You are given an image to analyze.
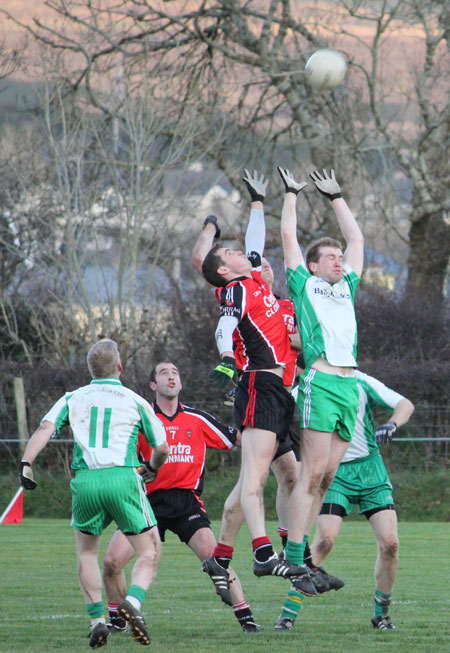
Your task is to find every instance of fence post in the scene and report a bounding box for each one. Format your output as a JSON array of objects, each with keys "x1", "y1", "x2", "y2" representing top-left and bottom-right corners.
[{"x1": 13, "y1": 377, "x2": 30, "y2": 458}]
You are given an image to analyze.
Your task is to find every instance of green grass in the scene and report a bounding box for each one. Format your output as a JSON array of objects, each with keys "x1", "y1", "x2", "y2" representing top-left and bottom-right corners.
[
  {"x1": 2, "y1": 465, "x2": 449, "y2": 521},
  {"x1": 1, "y1": 520, "x2": 449, "y2": 652}
]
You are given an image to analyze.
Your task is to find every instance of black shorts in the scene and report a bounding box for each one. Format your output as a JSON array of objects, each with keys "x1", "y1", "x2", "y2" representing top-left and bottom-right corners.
[
  {"x1": 272, "y1": 421, "x2": 301, "y2": 462},
  {"x1": 234, "y1": 370, "x2": 295, "y2": 441},
  {"x1": 148, "y1": 489, "x2": 210, "y2": 544}
]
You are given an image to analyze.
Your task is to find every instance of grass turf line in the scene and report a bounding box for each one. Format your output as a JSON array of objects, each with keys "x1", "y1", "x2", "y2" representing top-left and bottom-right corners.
[{"x1": 0, "y1": 519, "x2": 449, "y2": 652}]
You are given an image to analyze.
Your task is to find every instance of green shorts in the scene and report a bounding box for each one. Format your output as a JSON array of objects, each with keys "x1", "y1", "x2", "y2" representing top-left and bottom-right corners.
[
  {"x1": 323, "y1": 450, "x2": 394, "y2": 516},
  {"x1": 70, "y1": 467, "x2": 157, "y2": 536},
  {"x1": 297, "y1": 368, "x2": 359, "y2": 441}
]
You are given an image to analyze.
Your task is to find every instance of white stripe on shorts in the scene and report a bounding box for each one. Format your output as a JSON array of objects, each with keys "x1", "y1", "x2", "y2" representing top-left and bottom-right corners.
[
  {"x1": 302, "y1": 368, "x2": 316, "y2": 428},
  {"x1": 134, "y1": 468, "x2": 155, "y2": 527}
]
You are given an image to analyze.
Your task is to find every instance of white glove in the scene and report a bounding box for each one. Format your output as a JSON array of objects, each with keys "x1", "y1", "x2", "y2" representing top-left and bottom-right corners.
[
  {"x1": 277, "y1": 167, "x2": 308, "y2": 195},
  {"x1": 138, "y1": 461, "x2": 158, "y2": 483},
  {"x1": 242, "y1": 169, "x2": 268, "y2": 202},
  {"x1": 309, "y1": 169, "x2": 342, "y2": 200}
]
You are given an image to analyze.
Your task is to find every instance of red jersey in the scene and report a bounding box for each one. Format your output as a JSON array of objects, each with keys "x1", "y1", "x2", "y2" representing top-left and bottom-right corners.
[
  {"x1": 216, "y1": 270, "x2": 293, "y2": 374},
  {"x1": 232, "y1": 296, "x2": 297, "y2": 386},
  {"x1": 138, "y1": 402, "x2": 236, "y2": 495}
]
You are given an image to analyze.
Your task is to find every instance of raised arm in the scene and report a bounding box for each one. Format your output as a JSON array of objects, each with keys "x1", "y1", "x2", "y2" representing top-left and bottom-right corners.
[
  {"x1": 192, "y1": 215, "x2": 221, "y2": 273},
  {"x1": 242, "y1": 168, "x2": 268, "y2": 258},
  {"x1": 278, "y1": 167, "x2": 308, "y2": 271},
  {"x1": 310, "y1": 169, "x2": 364, "y2": 277}
]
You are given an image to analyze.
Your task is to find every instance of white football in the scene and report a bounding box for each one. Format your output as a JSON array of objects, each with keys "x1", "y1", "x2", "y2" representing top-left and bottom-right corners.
[{"x1": 305, "y1": 49, "x2": 347, "y2": 90}]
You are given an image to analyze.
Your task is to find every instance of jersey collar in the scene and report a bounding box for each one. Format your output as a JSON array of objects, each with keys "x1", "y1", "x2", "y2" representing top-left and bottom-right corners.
[
  {"x1": 153, "y1": 400, "x2": 184, "y2": 421},
  {"x1": 90, "y1": 377, "x2": 123, "y2": 386}
]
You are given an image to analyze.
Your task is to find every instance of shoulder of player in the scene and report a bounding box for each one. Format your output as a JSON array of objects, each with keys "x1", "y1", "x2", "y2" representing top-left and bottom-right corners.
[{"x1": 179, "y1": 404, "x2": 220, "y2": 422}]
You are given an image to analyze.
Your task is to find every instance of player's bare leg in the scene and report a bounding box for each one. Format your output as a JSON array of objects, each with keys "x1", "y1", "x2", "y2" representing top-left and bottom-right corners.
[
  {"x1": 116, "y1": 527, "x2": 161, "y2": 645},
  {"x1": 75, "y1": 530, "x2": 109, "y2": 648},
  {"x1": 271, "y1": 451, "x2": 298, "y2": 536},
  {"x1": 310, "y1": 514, "x2": 343, "y2": 565},
  {"x1": 240, "y1": 426, "x2": 277, "y2": 539},
  {"x1": 219, "y1": 468, "x2": 245, "y2": 546},
  {"x1": 102, "y1": 529, "x2": 135, "y2": 633},
  {"x1": 369, "y1": 509, "x2": 399, "y2": 630},
  {"x1": 189, "y1": 527, "x2": 260, "y2": 632}
]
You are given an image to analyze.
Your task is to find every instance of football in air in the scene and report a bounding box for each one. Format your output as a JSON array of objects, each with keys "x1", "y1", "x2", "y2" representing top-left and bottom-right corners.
[{"x1": 305, "y1": 49, "x2": 347, "y2": 90}]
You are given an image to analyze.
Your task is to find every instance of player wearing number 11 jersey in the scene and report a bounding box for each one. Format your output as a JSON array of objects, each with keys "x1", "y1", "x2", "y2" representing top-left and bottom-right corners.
[{"x1": 18, "y1": 339, "x2": 169, "y2": 648}]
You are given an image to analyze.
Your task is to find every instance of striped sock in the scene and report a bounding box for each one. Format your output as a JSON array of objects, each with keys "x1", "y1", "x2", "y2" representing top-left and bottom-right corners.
[
  {"x1": 252, "y1": 536, "x2": 273, "y2": 562},
  {"x1": 285, "y1": 539, "x2": 304, "y2": 566},
  {"x1": 126, "y1": 585, "x2": 146, "y2": 610},
  {"x1": 233, "y1": 600, "x2": 255, "y2": 629},
  {"x1": 374, "y1": 590, "x2": 391, "y2": 617},
  {"x1": 280, "y1": 589, "x2": 304, "y2": 621}
]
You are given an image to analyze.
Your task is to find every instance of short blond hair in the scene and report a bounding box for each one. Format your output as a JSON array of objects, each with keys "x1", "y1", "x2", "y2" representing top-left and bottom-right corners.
[{"x1": 87, "y1": 339, "x2": 120, "y2": 378}]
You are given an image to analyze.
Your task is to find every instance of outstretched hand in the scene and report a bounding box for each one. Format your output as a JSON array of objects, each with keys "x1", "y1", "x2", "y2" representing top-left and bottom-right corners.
[
  {"x1": 310, "y1": 169, "x2": 342, "y2": 200},
  {"x1": 277, "y1": 167, "x2": 308, "y2": 195},
  {"x1": 242, "y1": 169, "x2": 268, "y2": 202}
]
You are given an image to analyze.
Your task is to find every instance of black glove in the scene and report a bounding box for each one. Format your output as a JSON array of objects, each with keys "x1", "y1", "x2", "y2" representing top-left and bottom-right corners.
[
  {"x1": 277, "y1": 167, "x2": 308, "y2": 195},
  {"x1": 19, "y1": 461, "x2": 37, "y2": 490},
  {"x1": 138, "y1": 461, "x2": 158, "y2": 483},
  {"x1": 375, "y1": 421, "x2": 397, "y2": 446},
  {"x1": 209, "y1": 356, "x2": 238, "y2": 389},
  {"x1": 203, "y1": 215, "x2": 221, "y2": 239},
  {"x1": 242, "y1": 169, "x2": 268, "y2": 202},
  {"x1": 309, "y1": 169, "x2": 342, "y2": 200}
]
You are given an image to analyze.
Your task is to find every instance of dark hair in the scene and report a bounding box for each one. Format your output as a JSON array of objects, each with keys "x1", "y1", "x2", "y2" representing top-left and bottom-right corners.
[
  {"x1": 149, "y1": 361, "x2": 179, "y2": 385},
  {"x1": 201, "y1": 243, "x2": 227, "y2": 287},
  {"x1": 305, "y1": 237, "x2": 343, "y2": 273},
  {"x1": 149, "y1": 363, "x2": 159, "y2": 384}
]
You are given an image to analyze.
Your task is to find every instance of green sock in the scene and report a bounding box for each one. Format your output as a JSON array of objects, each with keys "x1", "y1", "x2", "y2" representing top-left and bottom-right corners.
[
  {"x1": 86, "y1": 601, "x2": 104, "y2": 619},
  {"x1": 285, "y1": 539, "x2": 305, "y2": 566},
  {"x1": 280, "y1": 589, "x2": 304, "y2": 621},
  {"x1": 127, "y1": 584, "x2": 147, "y2": 605},
  {"x1": 374, "y1": 590, "x2": 391, "y2": 617}
]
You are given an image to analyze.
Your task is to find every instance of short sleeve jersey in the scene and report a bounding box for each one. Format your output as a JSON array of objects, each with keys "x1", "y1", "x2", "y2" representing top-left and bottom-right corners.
[
  {"x1": 342, "y1": 371, "x2": 404, "y2": 462},
  {"x1": 286, "y1": 262, "x2": 360, "y2": 368},
  {"x1": 42, "y1": 377, "x2": 167, "y2": 471},
  {"x1": 216, "y1": 270, "x2": 293, "y2": 372},
  {"x1": 138, "y1": 403, "x2": 236, "y2": 494}
]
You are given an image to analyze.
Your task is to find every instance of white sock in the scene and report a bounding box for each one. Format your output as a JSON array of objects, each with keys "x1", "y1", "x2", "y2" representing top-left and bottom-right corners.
[
  {"x1": 91, "y1": 617, "x2": 106, "y2": 629},
  {"x1": 125, "y1": 595, "x2": 141, "y2": 610}
]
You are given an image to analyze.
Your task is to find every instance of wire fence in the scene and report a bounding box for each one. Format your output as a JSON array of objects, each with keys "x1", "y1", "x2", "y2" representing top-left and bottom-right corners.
[{"x1": 1, "y1": 402, "x2": 449, "y2": 474}]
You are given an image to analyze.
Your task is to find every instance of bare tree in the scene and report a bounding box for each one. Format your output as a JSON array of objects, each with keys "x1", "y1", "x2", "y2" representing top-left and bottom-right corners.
[{"x1": 3, "y1": 0, "x2": 448, "y2": 305}]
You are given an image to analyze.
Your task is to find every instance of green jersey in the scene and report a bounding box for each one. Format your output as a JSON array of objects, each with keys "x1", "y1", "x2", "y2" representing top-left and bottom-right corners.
[
  {"x1": 286, "y1": 262, "x2": 360, "y2": 369},
  {"x1": 342, "y1": 371, "x2": 404, "y2": 462},
  {"x1": 43, "y1": 377, "x2": 166, "y2": 471}
]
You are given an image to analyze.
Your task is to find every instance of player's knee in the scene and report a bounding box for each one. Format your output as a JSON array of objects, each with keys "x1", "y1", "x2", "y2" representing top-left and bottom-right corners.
[
  {"x1": 315, "y1": 534, "x2": 335, "y2": 558},
  {"x1": 307, "y1": 470, "x2": 324, "y2": 495},
  {"x1": 279, "y1": 471, "x2": 296, "y2": 494},
  {"x1": 103, "y1": 552, "x2": 122, "y2": 578},
  {"x1": 319, "y1": 470, "x2": 335, "y2": 494},
  {"x1": 380, "y1": 537, "x2": 399, "y2": 559}
]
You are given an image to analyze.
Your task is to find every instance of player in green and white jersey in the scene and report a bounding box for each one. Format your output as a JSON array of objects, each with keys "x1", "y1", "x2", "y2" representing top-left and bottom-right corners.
[
  {"x1": 310, "y1": 372, "x2": 414, "y2": 630},
  {"x1": 19, "y1": 339, "x2": 169, "y2": 649},
  {"x1": 276, "y1": 166, "x2": 364, "y2": 587}
]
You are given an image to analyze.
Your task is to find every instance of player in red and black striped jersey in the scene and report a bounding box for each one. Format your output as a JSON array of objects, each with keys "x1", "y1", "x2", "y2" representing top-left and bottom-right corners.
[
  {"x1": 102, "y1": 361, "x2": 260, "y2": 633},
  {"x1": 194, "y1": 170, "x2": 315, "y2": 596}
]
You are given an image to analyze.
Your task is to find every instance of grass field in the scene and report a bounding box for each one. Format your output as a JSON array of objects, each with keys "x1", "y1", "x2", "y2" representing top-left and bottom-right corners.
[{"x1": 1, "y1": 519, "x2": 449, "y2": 652}]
